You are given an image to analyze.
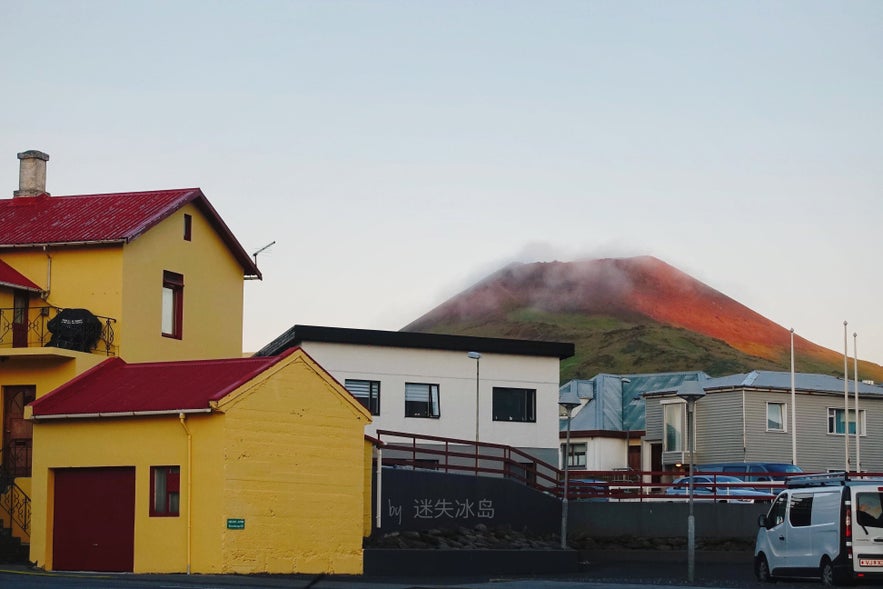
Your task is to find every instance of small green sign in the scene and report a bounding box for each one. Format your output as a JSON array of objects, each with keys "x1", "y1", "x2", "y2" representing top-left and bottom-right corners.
[{"x1": 227, "y1": 518, "x2": 245, "y2": 530}]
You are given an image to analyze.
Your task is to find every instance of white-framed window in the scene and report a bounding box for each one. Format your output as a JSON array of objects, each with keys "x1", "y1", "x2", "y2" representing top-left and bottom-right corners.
[
  {"x1": 561, "y1": 442, "x2": 587, "y2": 468},
  {"x1": 344, "y1": 379, "x2": 380, "y2": 415},
  {"x1": 827, "y1": 407, "x2": 866, "y2": 436},
  {"x1": 405, "y1": 383, "x2": 440, "y2": 418},
  {"x1": 767, "y1": 402, "x2": 786, "y2": 432},
  {"x1": 663, "y1": 401, "x2": 685, "y2": 452},
  {"x1": 492, "y1": 387, "x2": 536, "y2": 422}
]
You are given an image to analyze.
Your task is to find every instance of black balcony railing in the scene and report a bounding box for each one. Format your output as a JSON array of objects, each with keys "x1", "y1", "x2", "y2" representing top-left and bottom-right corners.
[{"x1": 0, "y1": 305, "x2": 116, "y2": 356}]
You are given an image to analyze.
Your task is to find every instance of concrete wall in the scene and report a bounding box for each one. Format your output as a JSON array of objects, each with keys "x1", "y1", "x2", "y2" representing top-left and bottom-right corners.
[
  {"x1": 569, "y1": 501, "x2": 767, "y2": 540},
  {"x1": 377, "y1": 468, "x2": 561, "y2": 535}
]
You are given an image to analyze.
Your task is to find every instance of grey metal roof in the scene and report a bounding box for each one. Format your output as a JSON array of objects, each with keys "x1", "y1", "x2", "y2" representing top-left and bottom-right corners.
[
  {"x1": 645, "y1": 370, "x2": 883, "y2": 397},
  {"x1": 560, "y1": 371, "x2": 708, "y2": 433}
]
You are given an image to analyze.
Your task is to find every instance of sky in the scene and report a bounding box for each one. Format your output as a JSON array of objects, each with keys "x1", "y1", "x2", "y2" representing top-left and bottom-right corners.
[{"x1": 1, "y1": 1, "x2": 881, "y2": 364}]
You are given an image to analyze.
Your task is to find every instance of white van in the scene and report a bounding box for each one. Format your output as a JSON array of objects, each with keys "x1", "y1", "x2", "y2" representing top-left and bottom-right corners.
[{"x1": 755, "y1": 472, "x2": 883, "y2": 586}]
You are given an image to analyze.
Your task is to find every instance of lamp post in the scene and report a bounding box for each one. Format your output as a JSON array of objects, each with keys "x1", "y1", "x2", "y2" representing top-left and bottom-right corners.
[
  {"x1": 676, "y1": 379, "x2": 706, "y2": 583},
  {"x1": 559, "y1": 395, "x2": 580, "y2": 550},
  {"x1": 467, "y1": 351, "x2": 481, "y2": 471}
]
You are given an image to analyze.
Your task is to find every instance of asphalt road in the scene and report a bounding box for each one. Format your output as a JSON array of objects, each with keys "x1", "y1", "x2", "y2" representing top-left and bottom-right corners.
[{"x1": 0, "y1": 557, "x2": 831, "y2": 589}]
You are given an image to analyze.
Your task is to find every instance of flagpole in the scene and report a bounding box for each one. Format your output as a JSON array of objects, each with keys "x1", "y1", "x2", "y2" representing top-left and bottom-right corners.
[
  {"x1": 854, "y1": 332, "x2": 860, "y2": 473},
  {"x1": 843, "y1": 321, "x2": 850, "y2": 472},
  {"x1": 791, "y1": 327, "x2": 797, "y2": 466}
]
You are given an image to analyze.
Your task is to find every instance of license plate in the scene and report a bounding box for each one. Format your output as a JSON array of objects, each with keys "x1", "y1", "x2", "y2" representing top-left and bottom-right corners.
[{"x1": 860, "y1": 559, "x2": 883, "y2": 567}]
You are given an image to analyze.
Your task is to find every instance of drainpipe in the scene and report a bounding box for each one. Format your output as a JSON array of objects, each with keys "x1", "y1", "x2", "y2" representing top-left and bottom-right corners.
[
  {"x1": 42, "y1": 246, "x2": 52, "y2": 300},
  {"x1": 179, "y1": 413, "x2": 193, "y2": 575},
  {"x1": 375, "y1": 445, "x2": 382, "y2": 530}
]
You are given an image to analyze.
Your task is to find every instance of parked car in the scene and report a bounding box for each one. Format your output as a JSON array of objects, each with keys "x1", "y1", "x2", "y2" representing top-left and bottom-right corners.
[
  {"x1": 755, "y1": 472, "x2": 883, "y2": 585},
  {"x1": 568, "y1": 478, "x2": 610, "y2": 501},
  {"x1": 697, "y1": 462, "x2": 803, "y2": 485},
  {"x1": 665, "y1": 475, "x2": 772, "y2": 503}
]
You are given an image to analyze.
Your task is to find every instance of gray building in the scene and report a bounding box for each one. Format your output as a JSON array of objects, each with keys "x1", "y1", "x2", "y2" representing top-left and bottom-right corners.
[
  {"x1": 643, "y1": 370, "x2": 883, "y2": 473},
  {"x1": 559, "y1": 371, "x2": 706, "y2": 471}
]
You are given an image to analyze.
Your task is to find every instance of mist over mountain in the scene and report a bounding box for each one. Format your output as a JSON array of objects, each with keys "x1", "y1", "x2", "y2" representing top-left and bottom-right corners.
[{"x1": 404, "y1": 256, "x2": 883, "y2": 383}]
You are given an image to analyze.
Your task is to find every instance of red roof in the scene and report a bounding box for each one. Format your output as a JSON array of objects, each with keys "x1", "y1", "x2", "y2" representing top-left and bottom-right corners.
[
  {"x1": 0, "y1": 259, "x2": 41, "y2": 291},
  {"x1": 0, "y1": 189, "x2": 260, "y2": 278},
  {"x1": 30, "y1": 353, "x2": 292, "y2": 417}
]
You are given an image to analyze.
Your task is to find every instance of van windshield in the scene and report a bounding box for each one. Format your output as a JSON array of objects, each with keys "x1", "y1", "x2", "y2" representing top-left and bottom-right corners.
[{"x1": 856, "y1": 492, "x2": 883, "y2": 529}]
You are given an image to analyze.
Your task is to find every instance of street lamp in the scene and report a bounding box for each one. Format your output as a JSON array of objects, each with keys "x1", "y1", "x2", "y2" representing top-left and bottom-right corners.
[
  {"x1": 467, "y1": 351, "x2": 481, "y2": 471},
  {"x1": 676, "y1": 379, "x2": 706, "y2": 583},
  {"x1": 559, "y1": 393, "x2": 580, "y2": 550}
]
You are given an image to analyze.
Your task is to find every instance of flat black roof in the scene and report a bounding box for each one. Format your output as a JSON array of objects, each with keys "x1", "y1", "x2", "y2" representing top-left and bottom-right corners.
[{"x1": 254, "y1": 324, "x2": 574, "y2": 359}]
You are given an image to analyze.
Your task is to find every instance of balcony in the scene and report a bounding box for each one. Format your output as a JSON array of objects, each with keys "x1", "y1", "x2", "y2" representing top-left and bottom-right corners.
[{"x1": 0, "y1": 305, "x2": 117, "y2": 356}]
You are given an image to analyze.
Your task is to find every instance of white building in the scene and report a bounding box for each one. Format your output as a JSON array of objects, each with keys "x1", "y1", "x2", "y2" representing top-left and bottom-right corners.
[{"x1": 256, "y1": 325, "x2": 574, "y2": 466}]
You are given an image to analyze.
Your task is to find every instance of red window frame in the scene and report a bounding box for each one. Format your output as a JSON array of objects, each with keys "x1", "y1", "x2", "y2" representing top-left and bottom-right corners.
[
  {"x1": 183, "y1": 214, "x2": 192, "y2": 241},
  {"x1": 162, "y1": 271, "x2": 184, "y2": 339},
  {"x1": 149, "y1": 465, "x2": 180, "y2": 517}
]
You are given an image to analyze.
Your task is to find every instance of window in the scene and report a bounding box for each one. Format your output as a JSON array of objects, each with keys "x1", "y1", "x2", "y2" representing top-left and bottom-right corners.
[
  {"x1": 561, "y1": 442, "x2": 587, "y2": 468},
  {"x1": 767, "y1": 402, "x2": 786, "y2": 432},
  {"x1": 183, "y1": 214, "x2": 192, "y2": 241},
  {"x1": 345, "y1": 379, "x2": 380, "y2": 415},
  {"x1": 150, "y1": 466, "x2": 180, "y2": 517},
  {"x1": 857, "y1": 492, "x2": 883, "y2": 529},
  {"x1": 162, "y1": 271, "x2": 184, "y2": 339},
  {"x1": 827, "y1": 407, "x2": 866, "y2": 435},
  {"x1": 405, "y1": 383, "x2": 440, "y2": 418},
  {"x1": 492, "y1": 387, "x2": 536, "y2": 422},
  {"x1": 789, "y1": 494, "x2": 813, "y2": 527},
  {"x1": 663, "y1": 402, "x2": 685, "y2": 452}
]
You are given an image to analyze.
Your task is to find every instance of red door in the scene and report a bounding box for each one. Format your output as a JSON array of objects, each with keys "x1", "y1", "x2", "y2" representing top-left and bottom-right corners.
[
  {"x1": 2, "y1": 386, "x2": 35, "y2": 477},
  {"x1": 53, "y1": 467, "x2": 135, "y2": 572}
]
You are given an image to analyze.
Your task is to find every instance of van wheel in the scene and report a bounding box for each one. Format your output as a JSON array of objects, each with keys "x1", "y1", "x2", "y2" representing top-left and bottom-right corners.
[
  {"x1": 820, "y1": 556, "x2": 844, "y2": 587},
  {"x1": 755, "y1": 553, "x2": 774, "y2": 583}
]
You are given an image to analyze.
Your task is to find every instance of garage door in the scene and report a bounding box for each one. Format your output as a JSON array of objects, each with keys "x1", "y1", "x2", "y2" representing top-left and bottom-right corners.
[{"x1": 53, "y1": 467, "x2": 135, "y2": 572}]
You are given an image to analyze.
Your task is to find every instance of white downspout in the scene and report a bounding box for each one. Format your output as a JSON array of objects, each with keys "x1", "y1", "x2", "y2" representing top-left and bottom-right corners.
[
  {"x1": 375, "y1": 445, "x2": 382, "y2": 530},
  {"x1": 742, "y1": 390, "x2": 747, "y2": 460},
  {"x1": 179, "y1": 413, "x2": 193, "y2": 575}
]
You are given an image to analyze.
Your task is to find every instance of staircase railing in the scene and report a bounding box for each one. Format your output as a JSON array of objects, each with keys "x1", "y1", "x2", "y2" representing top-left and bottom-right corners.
[
  {"x1": 0, "y1": 446, "x2": 31, "y2": 539},
  {"x1": 374, "y1": 430, "x2": 563, "y2": 495}
]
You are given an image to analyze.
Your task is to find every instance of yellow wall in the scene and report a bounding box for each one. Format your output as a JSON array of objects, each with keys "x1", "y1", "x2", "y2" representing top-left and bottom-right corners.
[
  {"x1": 120, "y1": 203, "x2": 245, "y2": 362},
  {"x1": 29, "y1": 350, "x2": 371, "y2": 575},
  {"x1": 0, "y1": 202, "x2": 246, "y2": 362},
  {"x1": 216, "y1": 352, "x2": 371, "y2": 575}
]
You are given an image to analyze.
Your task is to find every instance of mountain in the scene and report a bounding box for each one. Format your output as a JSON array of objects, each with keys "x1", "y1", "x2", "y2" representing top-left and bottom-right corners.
[{"x1": 403, "y1": 256, "x2": 883, "y2": 383}]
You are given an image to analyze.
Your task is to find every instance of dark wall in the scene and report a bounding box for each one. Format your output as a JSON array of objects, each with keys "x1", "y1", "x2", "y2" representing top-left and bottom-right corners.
[
  {"x1": 375, "y1": 469, "x2": 768, "y2": 541},
  {"x1": 569, "y1": 501, "x2": 768, "y2": 539},
  {"x1": 377, "y1": 468, "x2": 561, "y2": 535}
]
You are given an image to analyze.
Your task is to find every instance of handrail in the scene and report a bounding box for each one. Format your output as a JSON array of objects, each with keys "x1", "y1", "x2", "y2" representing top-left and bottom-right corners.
[
  {"x1": 375, "y1": 429, "x2": 563, "y2": 494},
  {"x1": 0, "y1": 446, "x2": 31, "y2": 539},
  {"x1": 0, "y1": 305, "x2": 116, "y2": 356},
  {"x1": 372, "y1": 430, "x2": 852, "y2": 503}
]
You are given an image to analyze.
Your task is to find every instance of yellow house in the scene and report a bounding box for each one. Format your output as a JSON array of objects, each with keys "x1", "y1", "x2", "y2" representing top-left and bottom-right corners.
[
  {"x1": 0, "y1": 150, "x2": 261, "y2": 549},
  {"x1": 27, "y1": 347, "x2": 372, "y2": 574}
]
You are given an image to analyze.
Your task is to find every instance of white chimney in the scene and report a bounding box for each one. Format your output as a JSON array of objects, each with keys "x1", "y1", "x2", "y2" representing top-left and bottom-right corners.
[{"x1": 14, "y1": 150, "x2": 50, "y2": 197}]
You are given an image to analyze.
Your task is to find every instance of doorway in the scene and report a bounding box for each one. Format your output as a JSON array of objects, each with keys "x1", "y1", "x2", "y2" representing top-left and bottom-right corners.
[{"x1": 2, "y1": 386, "x2": 36, "y2": 477}]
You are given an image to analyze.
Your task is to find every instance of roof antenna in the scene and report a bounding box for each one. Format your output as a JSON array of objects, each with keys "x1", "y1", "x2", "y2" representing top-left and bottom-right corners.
[{"x1": 252, "y1": 241, "x2": 276, "y2": 268}]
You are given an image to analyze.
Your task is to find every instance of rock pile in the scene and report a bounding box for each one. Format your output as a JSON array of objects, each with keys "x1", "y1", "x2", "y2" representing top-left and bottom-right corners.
[{"x1": 366, "y1": 525, "x2": 755, "y2": 552}]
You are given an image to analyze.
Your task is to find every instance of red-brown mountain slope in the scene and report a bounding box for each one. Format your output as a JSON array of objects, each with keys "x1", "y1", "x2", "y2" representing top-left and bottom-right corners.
[{"x1": 405, "y1": 256, "x2": 883, "y2": 380}]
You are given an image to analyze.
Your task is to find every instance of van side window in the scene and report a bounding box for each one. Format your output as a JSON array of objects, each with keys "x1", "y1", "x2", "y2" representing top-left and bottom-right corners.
[
  {"x1": 768, "y1": 495, "x2": 787, "y2": 527},
  {"x1": 856, "y1": 492, "x2": 883, "y2": 529},
  {"x1": 790, "y1": 494, "x2": 813, "y2": 527}
]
